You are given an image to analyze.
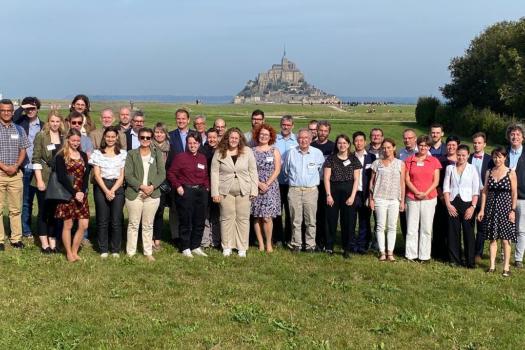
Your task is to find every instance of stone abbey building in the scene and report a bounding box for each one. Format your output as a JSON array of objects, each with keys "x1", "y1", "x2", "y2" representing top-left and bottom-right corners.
[{"x1": 234, "y1": 53, "x2": 340, "y2": 104}]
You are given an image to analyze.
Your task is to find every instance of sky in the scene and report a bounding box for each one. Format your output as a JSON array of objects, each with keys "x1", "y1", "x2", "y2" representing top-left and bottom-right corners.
[{"x1": 1, "y1": 0, "x2": 524, "y2": 99}]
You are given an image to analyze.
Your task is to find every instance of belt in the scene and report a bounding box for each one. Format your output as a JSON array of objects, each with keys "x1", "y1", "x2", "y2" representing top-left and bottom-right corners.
[
  {"x1": 290, "y1": 186, "x2": 316, "y2": 191},
  {"x1": 184, "y1": 184, "x2": 205, "y2": 190}
]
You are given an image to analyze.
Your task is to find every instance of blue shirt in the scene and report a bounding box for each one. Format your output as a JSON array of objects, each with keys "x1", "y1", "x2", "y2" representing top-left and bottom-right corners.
[
  {"x1": 276, "y1": 132, "x2": 298, "y2": 184},
  {"x1": 81, "y1": 135, "x2": 94, "y2": 155},
  {"x1": 430, "y1": 142, "x2": 446, "y2": 157},
  {"x1": 398, "y1": 146, "x2": 418, "y2": 161},
  {"x1": 283, "y1": 145, "x2": 325, "y2": 187},
  {"x1": 509, "y1": 146, "x2": 522, "y2": 170},
  {"x1": 25, "y1": 118, "x2": 41, "y2": 170},
  {"x1": 180, "y1": 130, "x2": 188, "y2": 151}
]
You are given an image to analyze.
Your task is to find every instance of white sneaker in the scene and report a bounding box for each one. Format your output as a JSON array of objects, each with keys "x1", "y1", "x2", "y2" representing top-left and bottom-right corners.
[
  {"x1": 100, "y1": 253, "x2": 109, "y2": 259},
  {"x1": 192, "y1": 248, "x2": 208, "y2": 257},
  {"x1": 238, "y1": 250, "x2": 247, "y2": 258},
  {"x1": 223, "y1": 248, "x2": 232, "y2": 257},
  {"x1": 111, "y1": 253, "x2": 120, "y2": 258},
  {"x1": 182, "y1": 249, "x2": 194, "y2": 258}
]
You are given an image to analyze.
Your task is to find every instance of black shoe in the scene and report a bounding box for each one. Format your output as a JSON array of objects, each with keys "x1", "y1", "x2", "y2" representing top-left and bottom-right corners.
[
  {"x1": 343, "y1": 251, "x2": 351, "y2": 259},
  {"x1": 11, "y1": 241, "x2": 25, "y2": 249},
  {"x1": 41, "y1": 247, "x2": 52, "y2": 255},
  {"x1": 290, "y1": 246, "x2": 301, "y2": 254},
  {"x1": 50, "y1": 248, "x2": 59, "y2": 254},
  {"x1": 0, "y1": 243, "x2": 4, "y2": 251},
  {"x1": 326, "y1": 249, "x2": 334, "y2": 255}
]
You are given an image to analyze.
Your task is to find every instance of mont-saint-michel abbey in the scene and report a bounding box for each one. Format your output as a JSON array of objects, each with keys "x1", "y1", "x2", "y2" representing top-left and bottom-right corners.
[{"x1": 233, "y1": 52, "x2": 341, "y2": 104}]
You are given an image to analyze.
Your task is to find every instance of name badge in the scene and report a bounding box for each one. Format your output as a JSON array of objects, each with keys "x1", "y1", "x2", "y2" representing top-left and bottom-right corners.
[
  {"x1": 416, "y1": 161, "x2": 424, "y2": 167},
  {"x1": 11, "y1": 134, "x2": 19, "y2": 140},
  {"x1": 149, "y1": 158, "x2": 155, "y2": 165},
  {"x1": 266, "y1": 156, "x2": 274, "y2": 163},
  {"x1": 197, "y1": 163, "x2": 205, "y2": 170},
  {"x1": 343, "y1": 160, "x2": 351, "y2": 166},
  {"x1": 47, "y1": 144, "x2": 56, "y2": 151},
  {"x1": 308, "y1": 163, "x2": 316, "y2": 169},
  {"x1": 365, "y1": 164, "x2": 372, "y2": 169}
]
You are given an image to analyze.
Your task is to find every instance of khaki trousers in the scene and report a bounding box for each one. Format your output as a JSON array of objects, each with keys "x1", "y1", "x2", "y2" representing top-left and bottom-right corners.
[
  {"x1": 288, "y1": 186, "x2": 318, "y2": 249},
  {"x1": 0, "y1": 170, "x2": 23, "y2": 243},
  {"x1": 219, "y1": 179, "x2": 250, "y2": 251},
  {"x1": 126, "y1": 196, "x2": 160, "y2": 256}
]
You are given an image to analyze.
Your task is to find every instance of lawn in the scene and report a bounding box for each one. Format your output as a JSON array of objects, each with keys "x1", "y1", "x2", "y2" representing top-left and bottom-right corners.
[{"x1": 0, "y1": 102, "x2": 520, "y2": 349}]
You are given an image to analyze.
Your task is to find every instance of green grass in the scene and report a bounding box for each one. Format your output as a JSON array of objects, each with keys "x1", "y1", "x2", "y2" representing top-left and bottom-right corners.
[{"x1": 1, "y1": 102, "x2": 519, "y2": 349}]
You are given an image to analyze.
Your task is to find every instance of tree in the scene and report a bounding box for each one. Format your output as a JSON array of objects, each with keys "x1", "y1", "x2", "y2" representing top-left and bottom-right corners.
[{"x1": 441, "y1": 18, "x2": 525, "y2": 118}]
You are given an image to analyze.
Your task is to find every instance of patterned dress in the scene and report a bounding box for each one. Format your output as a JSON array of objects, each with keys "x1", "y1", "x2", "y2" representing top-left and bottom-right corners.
[
  {"x1": 251, "y1": 147, "x2": 281, "y2": 218},
  {"x1": 55, "y1": 157, "x2": 90, "y2": 220},
  {"x1": 483, "y1": 169, "x2": 516, "y2": 241}
]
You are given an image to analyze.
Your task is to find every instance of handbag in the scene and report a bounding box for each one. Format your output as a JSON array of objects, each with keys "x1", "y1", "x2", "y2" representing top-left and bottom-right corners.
[
  {"x1": 159, "y1": 179, "x2": 171, "y2": 194},
  {"x1": 45, "y1": 157, "x2": 75, "y2": 202}
]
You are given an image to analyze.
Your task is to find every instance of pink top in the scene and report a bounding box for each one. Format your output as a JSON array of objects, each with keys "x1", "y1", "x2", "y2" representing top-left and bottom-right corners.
[{"x1": 405, "y1": 154, "x2": 442, "y2": 200}]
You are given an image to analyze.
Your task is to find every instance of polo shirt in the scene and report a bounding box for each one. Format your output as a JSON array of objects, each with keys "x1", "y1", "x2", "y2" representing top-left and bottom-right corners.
[
  {"x1": 405, "y1": 154, "x2": 442, "y2": 200},
  {"x1": 0, "y1": 122, "x2": 31, "y2": 166}
]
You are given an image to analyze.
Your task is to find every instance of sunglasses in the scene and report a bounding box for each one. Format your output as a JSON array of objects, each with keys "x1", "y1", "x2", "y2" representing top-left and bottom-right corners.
[
  {"x1": 140, "y1": 136, "x2": 152, "y2": 140},
  {"x1": 70, "y1": 121, "x2": 83, "y2": 126}
]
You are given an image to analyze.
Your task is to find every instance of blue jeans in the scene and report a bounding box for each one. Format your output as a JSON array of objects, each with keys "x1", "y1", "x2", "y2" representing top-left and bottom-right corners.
[{"x1": 22, "y1": 169, "x2": 37, "y2": 236}]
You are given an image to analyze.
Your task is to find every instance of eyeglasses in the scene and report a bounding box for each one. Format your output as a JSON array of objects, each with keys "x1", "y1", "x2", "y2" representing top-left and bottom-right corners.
[
  {"x1": 308, "y1": 128, "x2": 317, "y2": 131},
  {"x1": 140, "y1": 136, "x2": 152, "y2": 140},
  {"x1": 252, "y1": 118, "x2": 264, "y2": 121},
  {"x1": 70, "y1": 121, "x2": 83, "y2": 126}
]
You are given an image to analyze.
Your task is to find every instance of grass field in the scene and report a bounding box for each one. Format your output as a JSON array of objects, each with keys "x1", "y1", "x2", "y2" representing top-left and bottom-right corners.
[{"x1": 1, "y1": 102, "x2": 521, "y2": 349}]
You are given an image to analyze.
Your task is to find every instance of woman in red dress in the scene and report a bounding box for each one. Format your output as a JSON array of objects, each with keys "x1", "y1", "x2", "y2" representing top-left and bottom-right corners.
[{"x1": 55, "y1": 129, "x2": 91, "y2": 262}]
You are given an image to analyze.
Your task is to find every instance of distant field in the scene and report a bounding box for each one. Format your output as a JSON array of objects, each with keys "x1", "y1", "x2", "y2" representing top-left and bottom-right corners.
[{"x1": 41, "y1": 101, "x2": 419, "y2": 146}]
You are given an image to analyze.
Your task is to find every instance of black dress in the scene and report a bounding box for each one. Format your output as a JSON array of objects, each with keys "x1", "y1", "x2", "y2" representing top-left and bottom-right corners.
[{"x1": 483, "y1": 170, "x2": 517, "y2": 241}]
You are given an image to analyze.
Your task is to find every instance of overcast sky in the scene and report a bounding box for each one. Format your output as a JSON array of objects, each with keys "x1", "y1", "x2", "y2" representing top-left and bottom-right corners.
[{"x1": 1, "y1": 0, "x2": 524, "y2": 99}]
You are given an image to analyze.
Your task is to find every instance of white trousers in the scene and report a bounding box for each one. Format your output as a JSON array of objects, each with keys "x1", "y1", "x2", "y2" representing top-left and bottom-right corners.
[
  {"x1": 405, "y1": 197, "x2": 437, "y2": 260},
  {"x1": 375, "y1": 198, "x2": 400, "y2": 253}
]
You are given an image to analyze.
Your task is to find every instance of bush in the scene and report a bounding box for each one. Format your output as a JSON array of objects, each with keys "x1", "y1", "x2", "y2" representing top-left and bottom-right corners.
[{"x1": 415, "y1": 96, "x2": 441, "y2": 126}]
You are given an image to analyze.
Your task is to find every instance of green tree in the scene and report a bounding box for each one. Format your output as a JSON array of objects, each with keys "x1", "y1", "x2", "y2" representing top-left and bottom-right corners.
[{"x1": 441, "y1": 18, "x2": 525, "y2": 118}]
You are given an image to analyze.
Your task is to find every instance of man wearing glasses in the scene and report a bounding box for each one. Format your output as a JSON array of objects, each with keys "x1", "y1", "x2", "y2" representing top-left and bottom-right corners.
[
  {"x1": 308, "y1": 120, "x2": 318, "y2": 142},
  {"x1": 125, "y1": 110, "x2": 145, "y2": 151},
  {"x1": 193, "y1": 115, "x2": 207, "y2": 145},
  {"x1": 0, "y1": 99, "x2": 31, "y2": 251},
  {"x1": 213, "y1": 118, "x2": 226, "y2": 141},
  {"x1": 244, "y1": 109, "x2": 265, "y2": 146},
  {"x1": 68, "y1": 111, "x2": 94, "y2": 157}
]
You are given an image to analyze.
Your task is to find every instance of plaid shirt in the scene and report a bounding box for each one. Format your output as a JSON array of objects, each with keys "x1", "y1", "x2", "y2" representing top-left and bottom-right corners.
[{"x1": 0, "y1": 122, "x2": 31, "y2": 166}]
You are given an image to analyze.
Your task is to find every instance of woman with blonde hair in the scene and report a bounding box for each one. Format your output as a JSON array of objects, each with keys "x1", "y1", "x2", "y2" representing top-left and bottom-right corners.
[
  {"x1": 32, "y1": 109, "x2": 65, "y2": 253},
  {"x1": 54, "y1": 128, "x2": 91, "y2": 262}
]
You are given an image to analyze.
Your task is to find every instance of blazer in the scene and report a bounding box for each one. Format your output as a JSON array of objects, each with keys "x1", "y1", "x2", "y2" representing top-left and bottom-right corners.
[
  {"x1": 31, "y1": 131, "x2": 63, "y2": 186},
  {"x1": 89, "y1": 127, "x2": 127, "y2": 150},
  {"x1": 357, "y1": 152, "x2": 376, "y2": 198},
  {"x1": 166, "y1": 128, "x2": 195, "y2": 169},
  {"x1": 442, "y1": 163, "x2": 480, "y2": 202},
  {"x1": 125, "y1": 129, "x2": 133, "y2": 151},
  {"x1": 210, "y1": 148, "x2": 259, "y2": 197},
  {"x1": 505, "y1": 147, "x2": 525, "y2": 199},
  {"x1": 124, "y1": 146, "x2": 166, "y2": 200},
  {"x1": 468, "y1": 153, "x2": 493, "y2": 186}
]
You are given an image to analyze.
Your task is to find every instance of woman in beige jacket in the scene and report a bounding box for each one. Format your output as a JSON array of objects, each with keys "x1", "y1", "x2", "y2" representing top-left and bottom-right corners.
[{"x1": 211, "y1": 127, "x2": 258, "y2": 257}]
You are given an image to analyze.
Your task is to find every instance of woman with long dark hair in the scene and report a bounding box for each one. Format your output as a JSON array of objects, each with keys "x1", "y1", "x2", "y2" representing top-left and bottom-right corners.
[{"x1": 91, "y1": 126, "x2": 127, "y2": 258}]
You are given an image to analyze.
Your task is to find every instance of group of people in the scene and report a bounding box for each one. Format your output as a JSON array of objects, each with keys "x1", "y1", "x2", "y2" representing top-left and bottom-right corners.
[{"x1": 0, "y1": 95, "x2": 523, "y2": 276}]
